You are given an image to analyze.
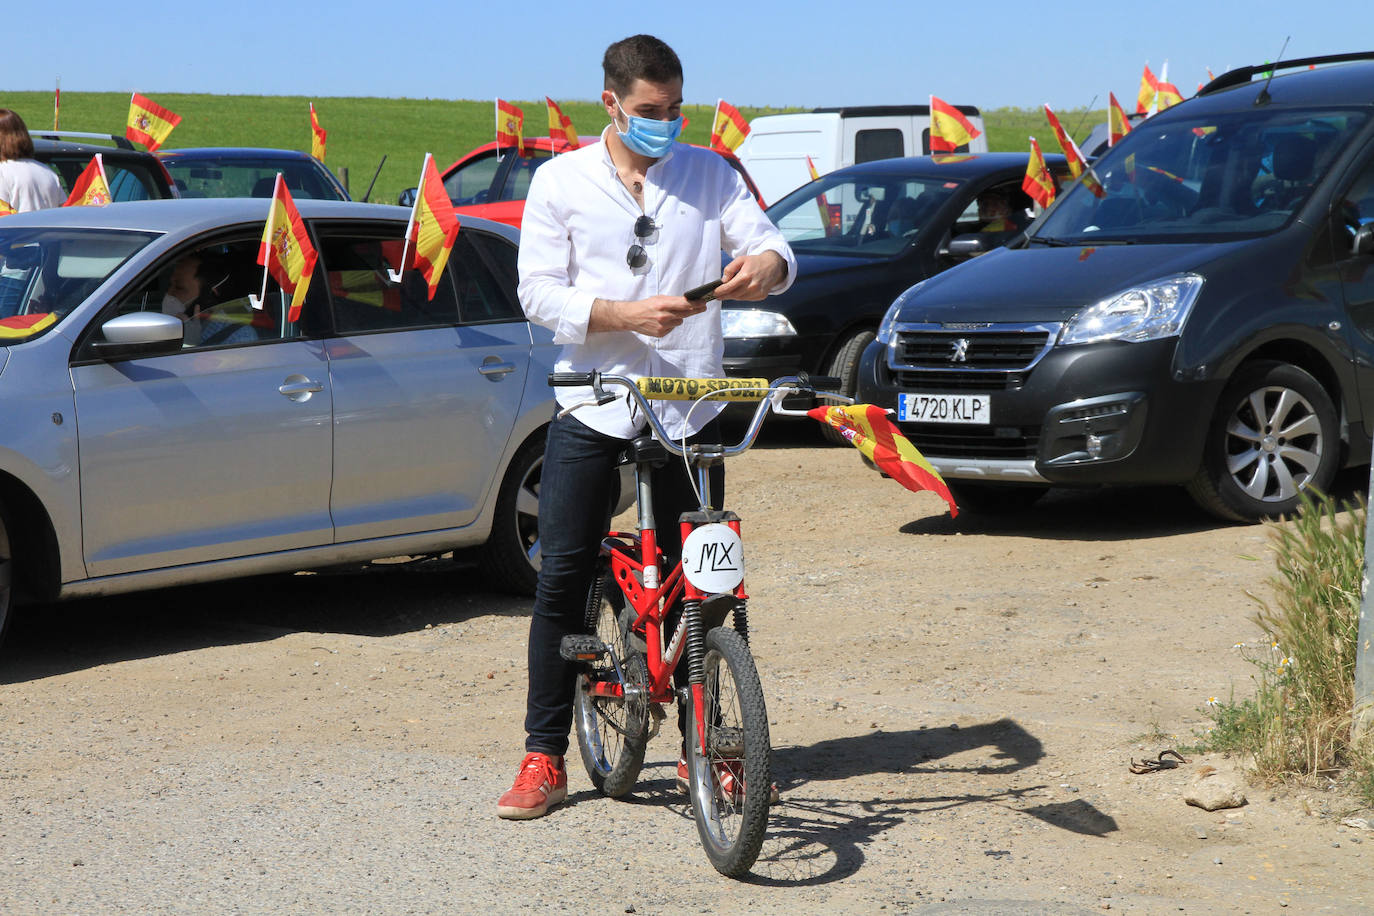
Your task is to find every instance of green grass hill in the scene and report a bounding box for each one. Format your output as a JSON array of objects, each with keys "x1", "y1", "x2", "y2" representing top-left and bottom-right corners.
[{"x1": 3, "y1": 91, "x2": 1105, "y2": 205}]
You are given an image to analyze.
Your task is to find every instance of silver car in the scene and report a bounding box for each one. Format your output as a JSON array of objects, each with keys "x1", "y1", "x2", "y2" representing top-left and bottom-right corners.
[{"x1": 0, "y1": 199, "x2": 578, "y2": 643}]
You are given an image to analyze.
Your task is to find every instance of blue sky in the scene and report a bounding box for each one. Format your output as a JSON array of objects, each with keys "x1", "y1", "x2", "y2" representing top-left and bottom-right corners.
[{"x1": 7, "y1": 1, "x2": 1372, "y2": 109}]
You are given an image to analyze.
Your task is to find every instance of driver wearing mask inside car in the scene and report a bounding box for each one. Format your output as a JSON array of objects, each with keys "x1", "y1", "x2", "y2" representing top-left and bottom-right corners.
[{"x1": 160, "y1": 254, "x2": 256, "y2": 347}]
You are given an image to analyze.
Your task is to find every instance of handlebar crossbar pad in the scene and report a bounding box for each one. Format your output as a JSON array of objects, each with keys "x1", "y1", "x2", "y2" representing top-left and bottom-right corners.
[
  {"x1": 636, "y1": 377, "x2": 771, "y2": 401},
  {"x1": 548, "y1": 372, "x2": 596, "y2": 386}
]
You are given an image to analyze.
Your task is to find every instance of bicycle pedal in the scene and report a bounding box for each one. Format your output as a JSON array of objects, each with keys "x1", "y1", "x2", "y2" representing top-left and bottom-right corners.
[{"x1": 559, "y1": 634, "x2": 609, "y2": 662}]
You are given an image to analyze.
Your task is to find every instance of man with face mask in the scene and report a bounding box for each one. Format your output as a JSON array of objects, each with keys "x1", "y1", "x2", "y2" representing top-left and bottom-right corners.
[{"x1": 501, "y1": 34, "x2": 796, "y2": 819}]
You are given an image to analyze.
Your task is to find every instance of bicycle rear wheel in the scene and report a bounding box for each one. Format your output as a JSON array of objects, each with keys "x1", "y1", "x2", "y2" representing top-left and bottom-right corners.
[
  {"x1": 685, "y1": 625, "x2": 771, "y2": 877},
  {"x1": 573, "y1": 570, "x2": 649, "y2": 797}
]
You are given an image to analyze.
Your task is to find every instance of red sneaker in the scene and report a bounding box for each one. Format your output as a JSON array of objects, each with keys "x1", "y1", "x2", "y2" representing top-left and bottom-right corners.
[
  {"x1": 496, "y1": 752, "x2": 567, "y2": 820},
  {"x1": 677, "y1": 752, "x2": 779, "y2": 805}
]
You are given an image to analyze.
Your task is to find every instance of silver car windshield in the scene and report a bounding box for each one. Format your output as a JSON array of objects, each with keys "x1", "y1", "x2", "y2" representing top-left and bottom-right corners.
[
  {"x1": 767, "y1": 174, "x2": 963, "y2": 258},
  {"x1": 0, "y1": 228, "x2": 156, "y2": 344},
  {"x1": 1034, "y1": 107, "x2": 1369, "y2": 244}
]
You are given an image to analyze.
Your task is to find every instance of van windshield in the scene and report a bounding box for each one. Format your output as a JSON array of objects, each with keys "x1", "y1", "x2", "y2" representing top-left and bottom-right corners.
[
  {"x1": 1033, "y1": 108, "x2": 1368, "y2": 244},
  {"x1": 767, "y1": 172, "x2": 963, "y2": 258}
]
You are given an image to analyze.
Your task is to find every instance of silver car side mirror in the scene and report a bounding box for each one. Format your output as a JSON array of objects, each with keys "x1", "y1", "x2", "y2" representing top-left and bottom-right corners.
[{"x1": 91, "y1": 311, "x2": 184, "y2": 360}]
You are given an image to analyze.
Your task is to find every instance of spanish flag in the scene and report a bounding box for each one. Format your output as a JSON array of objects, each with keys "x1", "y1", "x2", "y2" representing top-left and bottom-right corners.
[
  {"x1": 64, "y1": 154, "x2": 112, "y2": 207},
  {"x1": 310, "y1": 103, "x2": 327, "y2": 161},
  {"x1": 0, "y1": 313, "x2": 57, "y2": 339},
  {"x1": 710, "y1": 100, "x2": 750, "y2": 153},
  {"x1": 256, "y1": 174, "x2": 317, "y2": 323},
  {"x1": 1108, "y1": 92, "x2": 1132, "y2": 146},
  {"x1": 1155, "y1": 63, "x2": 1184, "y2": 111},
  {"x1": 1022, "y1": 137, "x2": 1056, "y2": 209},
  {"x1": 126, "y1": 92, "x2": 181, "y2": 152},
  {"x1": 496, "y1": 99, "x2": 524, "y2": 152},
  {"x1": 0, "y1": 197, "x2": 15, "y2": 216},
  {"x1": 807, "y1": 404, "x2": 958, "y2": 518},
  {"x1": 546, "y1": 97, "x2": 580, "y2": 151},
  {"x1": 1136, "y1": 63, "x2": 1159, "y2": 114},
  {"x1": 929, "y1": 96, "x2": 980, "y2": 153},
  {"x1": 406, "y1": 153, "x2": 462, "y2": 301},
  {"x1": 1043, "y1": 106, "x2": 1105, "y2": 199}
]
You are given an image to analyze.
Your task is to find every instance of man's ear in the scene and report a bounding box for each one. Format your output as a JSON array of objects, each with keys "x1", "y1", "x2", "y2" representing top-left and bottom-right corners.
[{"x1": 601, "y1": 90, "x2": 618, "y2": 119}]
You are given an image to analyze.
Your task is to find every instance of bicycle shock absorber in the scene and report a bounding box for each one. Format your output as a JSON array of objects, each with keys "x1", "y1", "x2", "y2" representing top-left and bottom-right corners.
[
  {"x1": 583, "y1": 567, "x2": 605, "y2": 632},
  {"x1": 684, "y1": 597, "x2": 705, "y2": 685},
  {"x1": 732, "y1": 600, "x2": 749, "y2": 646}
]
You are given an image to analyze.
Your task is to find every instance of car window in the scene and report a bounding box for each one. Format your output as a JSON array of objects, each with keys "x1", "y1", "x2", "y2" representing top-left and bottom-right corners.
[
  {"x1": 767, "y1": 172, "x2": 964, "y2": 258},
  {"x1": 1035, "y1": 108, "x2": 1369, "y2": 244},
  {"x1": 164, "y1": 157, "x2": 344, "y2": 200},
  {"x1": 43, "y1": 157, "x2": 161, "y2": 202},
  {"x1": 317, "y1": 229, "x2": 461, "y2": 333},
  {"x1": 498, "y1": 150, "x2": 553, "y2": 201},
  {"x1": 855, "y1": 129, "x2": 904, "y2": 163},
  {"x1": 443, "y1": 154, "x2": 501, "y2": 205},
  {"x1": 100, "y1": 236, "x2": 314, "y2": 349},
  {"x1": 0, "y1": 228, "x2": 156, "y2": 343},
  {"x1": 455, "y1": 232, "x2": 524, "y2": 323}
]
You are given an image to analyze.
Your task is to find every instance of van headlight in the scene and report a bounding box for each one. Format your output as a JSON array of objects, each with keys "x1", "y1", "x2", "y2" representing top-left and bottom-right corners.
[
  {"x1": 1059, "y1": 274, "x2": 1204, "y2": 346},
  {"x1": 720, "y1": 309, "x2": 796, "y2": 338}
]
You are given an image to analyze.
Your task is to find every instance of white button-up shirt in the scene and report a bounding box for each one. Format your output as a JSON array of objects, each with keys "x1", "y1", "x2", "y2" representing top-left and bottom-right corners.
[{"x1": 518, "y1": 127, "x2": 797, "y2": 440}]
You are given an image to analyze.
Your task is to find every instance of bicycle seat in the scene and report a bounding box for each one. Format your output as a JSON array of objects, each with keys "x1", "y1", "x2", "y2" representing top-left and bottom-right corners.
[{"x1": 618, "y1": 435, "x2": 668, "y2": 468}]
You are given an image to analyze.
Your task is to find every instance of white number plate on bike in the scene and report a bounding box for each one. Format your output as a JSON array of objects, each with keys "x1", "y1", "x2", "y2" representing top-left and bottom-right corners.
[
  {"x1": 898, "y1": 393, "x2": 991, "y2": 424},
  {"x1": 682, "y1": 523, "x2": 744, "y2": 593}
]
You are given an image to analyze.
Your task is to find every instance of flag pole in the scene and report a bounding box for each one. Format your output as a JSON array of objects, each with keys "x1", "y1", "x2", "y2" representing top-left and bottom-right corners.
[
  {"x1": 388, "y1": 154, "x2": 429, "y2": 284},
  {"x1": 251, "y1": 173, "x2": 282, "y2": 311},
  {"x1": 53, "y1": 77, "x2": 60, "y2": 130}
]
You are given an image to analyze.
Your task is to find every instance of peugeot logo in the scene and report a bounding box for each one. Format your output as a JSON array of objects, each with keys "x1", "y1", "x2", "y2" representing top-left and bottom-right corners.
[{"x1": 949, "y1": 338, "x2": 970, "y2": 362}]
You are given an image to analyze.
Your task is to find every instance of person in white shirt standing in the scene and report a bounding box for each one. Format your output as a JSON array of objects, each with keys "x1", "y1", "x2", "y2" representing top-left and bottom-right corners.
[
  {"x1": 499, "y1": 34, "x2": 796, "y2": 820},
  {"x1": 0, "y1": 110, "x2": 65, "y2": 213}
]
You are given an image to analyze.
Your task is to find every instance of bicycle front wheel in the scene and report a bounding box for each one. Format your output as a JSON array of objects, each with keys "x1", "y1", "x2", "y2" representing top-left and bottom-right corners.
[
  {"x1": 685, "y1": 625, "x2": 771, "y2": 877},
  {"x1": 573, "y1": 571, "x2": 649, "y2": 797}
]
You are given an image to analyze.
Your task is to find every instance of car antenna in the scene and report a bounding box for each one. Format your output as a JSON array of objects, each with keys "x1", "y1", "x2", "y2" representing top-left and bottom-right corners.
[
  {"x1": 360, "y1": 154, "x2": 387, "y2": 203},
  {"x1": 1069, "y1": 95, "x2": 1098, "y2": 144},
  {"x1": 1255, "y1": 36, "x2": 1290, "y2": 106}
]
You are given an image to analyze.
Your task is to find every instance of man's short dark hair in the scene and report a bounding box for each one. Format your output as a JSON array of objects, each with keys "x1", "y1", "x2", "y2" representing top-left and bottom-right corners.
[{"x1": 603, "y1": 35, "x2": 683, "y2": 96}]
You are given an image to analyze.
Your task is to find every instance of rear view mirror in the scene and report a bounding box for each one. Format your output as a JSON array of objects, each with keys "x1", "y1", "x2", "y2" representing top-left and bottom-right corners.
[{"x1": 1355, "y1": 223, "x2": 1374, "y2": 257}]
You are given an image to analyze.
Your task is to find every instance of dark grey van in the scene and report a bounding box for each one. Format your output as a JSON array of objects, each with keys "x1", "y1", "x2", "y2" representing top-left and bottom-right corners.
[{"x1": 858, "y1": 52, "x2": 1374, "y2": 521}]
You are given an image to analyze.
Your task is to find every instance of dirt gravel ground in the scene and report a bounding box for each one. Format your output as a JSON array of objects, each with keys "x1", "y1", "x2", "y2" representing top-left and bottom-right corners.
[{"x1": 2, "y1": 425, "x2": 1373, "y2": 915}]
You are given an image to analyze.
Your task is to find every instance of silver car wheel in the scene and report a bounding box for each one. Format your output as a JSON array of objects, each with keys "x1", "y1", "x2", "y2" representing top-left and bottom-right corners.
[
  {"x1": 515, "y1": 454, "x2": 542, "y2": 574},
  {"x1": 1223, "y1": 384, "x2": 1324, "y2": 503}
]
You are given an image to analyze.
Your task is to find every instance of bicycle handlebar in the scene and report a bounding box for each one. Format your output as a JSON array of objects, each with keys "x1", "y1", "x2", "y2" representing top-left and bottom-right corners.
[{"x1": 548, "y1": 371, "x2": 851, "y2": 460}]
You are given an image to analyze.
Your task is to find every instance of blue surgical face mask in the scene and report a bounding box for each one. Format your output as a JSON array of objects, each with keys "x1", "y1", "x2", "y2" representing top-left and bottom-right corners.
[{"x1": 613, "y1": 95, "x2": 683, "y2": 159}]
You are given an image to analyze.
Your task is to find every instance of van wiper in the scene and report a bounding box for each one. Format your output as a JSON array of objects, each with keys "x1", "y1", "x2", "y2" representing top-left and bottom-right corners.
[{"x1": 1029, "y1": 235, "x2": 1073, "y2": 246}]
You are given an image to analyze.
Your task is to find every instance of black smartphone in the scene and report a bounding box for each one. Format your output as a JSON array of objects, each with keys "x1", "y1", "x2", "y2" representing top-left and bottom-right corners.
[{"x1": 684, "y1": 279, "x2": 723, "y2": 302}]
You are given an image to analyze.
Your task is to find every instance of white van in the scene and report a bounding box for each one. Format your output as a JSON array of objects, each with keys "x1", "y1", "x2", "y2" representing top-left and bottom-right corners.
[{"x1": 736, "y1": 105, "x2": 988, "y2": 205}]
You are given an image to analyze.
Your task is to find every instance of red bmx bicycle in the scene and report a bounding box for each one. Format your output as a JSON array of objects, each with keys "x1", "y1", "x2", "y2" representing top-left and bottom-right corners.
[{"x1": 550, "y1": 370, "x2": 847, "y2": 877}]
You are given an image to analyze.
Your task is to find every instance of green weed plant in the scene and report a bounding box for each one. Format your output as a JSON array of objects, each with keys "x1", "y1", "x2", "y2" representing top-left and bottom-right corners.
[{"x1": 1206, "y1": 489, "x2": 1374, "y2": 806}]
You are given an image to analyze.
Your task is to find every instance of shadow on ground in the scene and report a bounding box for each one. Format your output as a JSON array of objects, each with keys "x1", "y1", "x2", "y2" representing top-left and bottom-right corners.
[{"x1": 0, "y1": 552, "x2": 527, "y2": 684}]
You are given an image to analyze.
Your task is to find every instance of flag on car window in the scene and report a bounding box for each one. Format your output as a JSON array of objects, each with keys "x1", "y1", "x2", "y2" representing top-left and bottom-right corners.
[
  {"x1": 1042, "y1": 106, "x2": 1105, "y2": 200},
  {"x1": 1022, "y1": 137, "x2": 1056, "y2": 209},
  {"x1": 309, "y1": 103, "x2": 327, "y2": 161},
  {"x1": 1108, "y1": 92, "x2": 1132, "y2": 146},
  {"x1": 929, "y1": 96, "x2": 981, "y2": 153},
  {"x1": 1155, "y1": 63, "x2": 1184, "y2": 111},
  {"x1": 126, "y1": 92, "x2": 181, "y2": 152},
  {"x1": 546, "y1": 98, "x2": 580, "y2": 151},
  {"x1": 405, "y1": 153, "x2": 462, "y2": 301},
  {"x1": 710, "y1": 100, "x2": 750, "y2": 154},
  {"x1": 0, "y1": 313, "x2": 56, "y2": 338},
  {"x1": 256, "y1": 174, "x2": 317, "y2": 323},
  {"x1": 64, "y1": 154, "x2": 112, "y2": 207},
  {"x1": 807, "y1": 404, "x2": 958, "y2": 517},
  {"x1": 496, "y1": 99, "x2": 525, "y2": 152},
  {"x1": 806, "y1": 154, "x2": 835, "y2": 231},
  {"x1": 1136, "y1": 63, "x2": 1159, "y2": 114}
]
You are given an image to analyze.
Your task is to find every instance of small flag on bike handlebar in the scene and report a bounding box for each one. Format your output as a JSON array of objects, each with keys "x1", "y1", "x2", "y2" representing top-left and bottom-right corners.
[{"x1": 807, "y1": 404, "x2": 958, "y2": 517}]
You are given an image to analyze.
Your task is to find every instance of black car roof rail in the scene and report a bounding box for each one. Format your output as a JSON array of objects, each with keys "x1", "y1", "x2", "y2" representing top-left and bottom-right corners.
[
  {"x1": 1199, "y1": 51, "x2": 1374, "y2": 95},
  {"x1": 29, "y1": 130, "x2": 136, "y2": 150}
]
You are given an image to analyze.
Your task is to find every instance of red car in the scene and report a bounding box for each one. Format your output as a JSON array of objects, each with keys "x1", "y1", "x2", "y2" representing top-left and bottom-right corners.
[{"x1": 399, "y1": 136, "x2": 765, "y2": 228}]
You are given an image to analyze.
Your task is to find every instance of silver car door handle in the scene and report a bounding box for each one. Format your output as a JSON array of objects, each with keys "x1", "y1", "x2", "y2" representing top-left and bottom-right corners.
[
  {"x1": 478, "y1": 360, "x2": 517, "y2": 378},
  {"x1": 278, "y1": 375, "x2": 324, "y2": 402}
]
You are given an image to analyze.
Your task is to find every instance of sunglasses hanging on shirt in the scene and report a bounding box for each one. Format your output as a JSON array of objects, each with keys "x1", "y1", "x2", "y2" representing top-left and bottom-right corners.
[{"x1": 626, "y1": 215, "x2": 657, "y2": 270}]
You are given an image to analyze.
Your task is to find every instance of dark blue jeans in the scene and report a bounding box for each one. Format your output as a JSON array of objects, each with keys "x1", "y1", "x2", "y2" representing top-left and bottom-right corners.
[{"x1": 524, "y1": 410, "x2": 723, "y2": 756}]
